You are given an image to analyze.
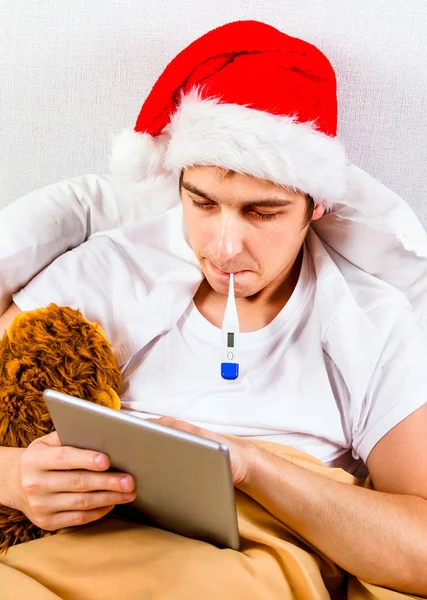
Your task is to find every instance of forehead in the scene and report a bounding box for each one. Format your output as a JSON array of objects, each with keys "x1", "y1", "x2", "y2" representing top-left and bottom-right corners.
[{"x1": 181, "y1": 166, "x2": 300, "y2": 202}]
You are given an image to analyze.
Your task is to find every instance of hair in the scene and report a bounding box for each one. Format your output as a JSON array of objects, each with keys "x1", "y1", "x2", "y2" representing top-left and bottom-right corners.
[{"x1": 179, "y1": 169, "x2": 316, "y2": 226}]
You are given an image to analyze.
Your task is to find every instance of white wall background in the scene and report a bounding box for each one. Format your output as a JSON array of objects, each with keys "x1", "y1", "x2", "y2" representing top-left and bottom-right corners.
[{"x1": 1, "y1": 0, "x2": 426, "y2": 223}]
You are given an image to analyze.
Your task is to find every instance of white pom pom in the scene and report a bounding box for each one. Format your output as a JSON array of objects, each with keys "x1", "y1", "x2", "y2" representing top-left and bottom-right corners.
[{"x1": 110, "y1": 129, "x2": 169, "y2": 181}]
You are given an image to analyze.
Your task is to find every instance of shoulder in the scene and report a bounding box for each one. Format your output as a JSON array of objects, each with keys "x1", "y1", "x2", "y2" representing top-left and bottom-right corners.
[
  {"x1": 0, "y1": 303, "x2": 22, "y2": 337},
  {"x1": 13, "y1": 206, "x2": 202, "y2": 364}
]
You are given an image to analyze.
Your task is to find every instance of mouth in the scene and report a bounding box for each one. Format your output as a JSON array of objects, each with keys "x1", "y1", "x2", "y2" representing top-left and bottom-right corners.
[{"x1": 207, "y1": 261, "x2": 245, "y2": 277}]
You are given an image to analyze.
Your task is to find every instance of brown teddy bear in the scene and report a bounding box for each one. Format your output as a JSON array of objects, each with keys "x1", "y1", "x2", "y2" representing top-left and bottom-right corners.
[{"x1": 0, "y1": 303, "x2": 122, "y2": 553}]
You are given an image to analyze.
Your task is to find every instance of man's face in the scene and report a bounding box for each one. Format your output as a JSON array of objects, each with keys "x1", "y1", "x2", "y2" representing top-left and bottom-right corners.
[{"x1": 180, "y1": 166, "x2": 325, "y2": 298}]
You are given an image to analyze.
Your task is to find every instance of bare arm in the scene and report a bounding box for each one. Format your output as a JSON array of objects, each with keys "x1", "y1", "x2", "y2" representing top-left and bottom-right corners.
[
  {"x1": 0, "y1": 302, "x2": 22, "y2": 337},
  {"x1": 0, "y1": 303, "x2": 136, "y2": 529},
  {"x1": 238, "y1": 404, "x2": 427, "y2": 596}
]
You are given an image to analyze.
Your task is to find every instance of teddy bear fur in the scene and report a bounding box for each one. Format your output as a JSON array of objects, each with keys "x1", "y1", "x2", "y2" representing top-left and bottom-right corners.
[{"x1": 0, "y1": 303, "x2": 122, "y2": 553}]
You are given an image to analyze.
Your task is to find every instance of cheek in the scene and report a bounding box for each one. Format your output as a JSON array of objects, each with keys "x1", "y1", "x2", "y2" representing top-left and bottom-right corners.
[
  {"x1": 183, "y1": 211, "x2": 211, "y2": 251},
  {"x1": 255, "y1": 223, "x2": 305, "y2": 268}
]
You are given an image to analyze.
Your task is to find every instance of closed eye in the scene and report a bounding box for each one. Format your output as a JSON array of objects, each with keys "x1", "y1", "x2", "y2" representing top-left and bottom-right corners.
[
  {"x1": 191, "y1": 199, "x2": 215, "y2": 210},
  {"x1": 190, "y1": 199, "x2": 277, "y2": 221}
]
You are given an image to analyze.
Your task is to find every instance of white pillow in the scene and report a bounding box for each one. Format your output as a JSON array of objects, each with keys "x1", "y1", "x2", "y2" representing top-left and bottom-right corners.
[
  {"x1": 313, "y1": 165, "x2": 427, "y2": 331},
  {"x1": 0, "y1": 173, "x2": 178, "y2": 315}
]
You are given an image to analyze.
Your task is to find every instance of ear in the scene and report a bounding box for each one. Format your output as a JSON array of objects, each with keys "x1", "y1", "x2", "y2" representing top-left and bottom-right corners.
[{"x1": 311, "y1": 203, "x2": 326, "y2": 221}]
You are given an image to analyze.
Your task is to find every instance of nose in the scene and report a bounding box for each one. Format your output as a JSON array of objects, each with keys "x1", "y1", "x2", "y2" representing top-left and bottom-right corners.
[{"x1": 213, "y1": 213, "x2": 244, "y2": 265}]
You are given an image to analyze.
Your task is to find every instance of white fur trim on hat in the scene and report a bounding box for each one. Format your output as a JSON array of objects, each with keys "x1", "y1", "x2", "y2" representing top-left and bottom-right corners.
[
  {"x1": 110, "y1": 129, "x2": 171, "y2": 180},
  {"x1": 111, "y1": 89, "x2": 348, "y2": 209}
]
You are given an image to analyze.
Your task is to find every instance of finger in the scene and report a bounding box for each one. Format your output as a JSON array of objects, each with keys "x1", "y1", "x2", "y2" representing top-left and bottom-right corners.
[
  {"x1": 155, "y1": 416, "x2": 198, "y2": 432},
  {"x1": 155, "y1": 416, "x2": 222, "y2": 442},
  {"x1": 46, "y1": 490, "x2": 136, "y2": 513},
  {"x1": 31, "y1": 444, "x2": 111, "y2": 472},
  {"x1": 40, "y1": 505, "x2": 116, "y2": 531},
  {"x1": 41, "y1": 470, "x2": 136, "y2": 494}
]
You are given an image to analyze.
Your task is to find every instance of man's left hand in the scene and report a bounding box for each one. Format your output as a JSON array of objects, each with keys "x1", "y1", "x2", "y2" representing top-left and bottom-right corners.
[{"x1": 149, "y1": 416, "x2": 256, "y2": 487}]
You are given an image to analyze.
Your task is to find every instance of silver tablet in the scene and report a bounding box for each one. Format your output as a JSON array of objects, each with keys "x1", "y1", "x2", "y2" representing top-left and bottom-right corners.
[{"x1": 43, "y1": 389, "x2": 240, "y2": 550}]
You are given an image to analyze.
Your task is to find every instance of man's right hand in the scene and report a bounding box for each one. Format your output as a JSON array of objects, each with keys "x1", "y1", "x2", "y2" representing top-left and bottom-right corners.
[{"x1": 14, "y1": 431, "x2": 136, "y2": 531}]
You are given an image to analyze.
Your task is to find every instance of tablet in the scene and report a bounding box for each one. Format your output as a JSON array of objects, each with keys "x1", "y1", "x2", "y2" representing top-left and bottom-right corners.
[{"x1": 43, "y1": 389, "x2": 240, "y2": 550}]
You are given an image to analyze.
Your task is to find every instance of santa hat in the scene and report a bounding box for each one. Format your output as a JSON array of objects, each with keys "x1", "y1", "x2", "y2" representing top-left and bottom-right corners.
[{"x1": 110, "y1": 20, "x2": 348, "y2": 209}]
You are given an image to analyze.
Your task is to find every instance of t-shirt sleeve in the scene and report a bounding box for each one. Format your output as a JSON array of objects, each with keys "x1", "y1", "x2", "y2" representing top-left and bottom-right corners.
[
  {"x1": 352, "y1": 307, "x2": 427, "y2": 464},
  {"x1": 12, "y1": 235, "x2": 140, "y2": 366}
]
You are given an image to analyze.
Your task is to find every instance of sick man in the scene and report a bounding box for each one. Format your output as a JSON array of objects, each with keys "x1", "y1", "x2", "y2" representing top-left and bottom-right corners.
[{"x1": 0, "y1": 20, "x2": 427, "y2": 599}]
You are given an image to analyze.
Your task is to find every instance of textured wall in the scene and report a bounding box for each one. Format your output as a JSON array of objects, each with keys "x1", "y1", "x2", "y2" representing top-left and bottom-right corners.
[{"x1": 1, "y1": 0, "x2": 426, "y2": 223}]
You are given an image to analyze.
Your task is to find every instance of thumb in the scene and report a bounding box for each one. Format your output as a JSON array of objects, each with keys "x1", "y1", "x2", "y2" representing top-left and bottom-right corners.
[{"x1": 33, "y1": 430, "x2": 62, "y2": 447}]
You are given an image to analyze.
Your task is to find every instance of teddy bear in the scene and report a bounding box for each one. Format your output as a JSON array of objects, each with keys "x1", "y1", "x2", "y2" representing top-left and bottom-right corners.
[{"x1": 0, "y1": 303, "x2": 122, "y2": 553}]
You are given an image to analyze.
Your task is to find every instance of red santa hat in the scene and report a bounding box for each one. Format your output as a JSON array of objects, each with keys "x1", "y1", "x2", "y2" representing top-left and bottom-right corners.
[{"x1": 110, "y1": 20, "x2": 348, "y2": 209}]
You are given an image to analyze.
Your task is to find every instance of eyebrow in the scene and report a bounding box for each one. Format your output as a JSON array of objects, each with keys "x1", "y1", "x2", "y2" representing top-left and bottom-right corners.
[{"x1": 181, "y1": 181, "x2": 296, "y2": 208}]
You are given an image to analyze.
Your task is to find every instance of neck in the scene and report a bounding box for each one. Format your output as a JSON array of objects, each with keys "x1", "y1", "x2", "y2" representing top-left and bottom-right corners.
[{"x1": 194, "y1": 250, "x2": 303, "y2": 332}]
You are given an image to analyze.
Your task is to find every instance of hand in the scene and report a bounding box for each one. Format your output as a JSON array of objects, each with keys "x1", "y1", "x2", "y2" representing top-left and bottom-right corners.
[
  {"x1": 152, "y1": 416, "x2": 257, "y2": 488},
  {"x1": 16, "y1": 431, "x2": 136, "y2": 531}
]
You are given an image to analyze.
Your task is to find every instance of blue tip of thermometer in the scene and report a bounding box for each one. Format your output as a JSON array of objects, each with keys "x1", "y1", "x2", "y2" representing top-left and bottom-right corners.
[{"x1": 221, "y1": 273, "x2": 240, "y2": 380}]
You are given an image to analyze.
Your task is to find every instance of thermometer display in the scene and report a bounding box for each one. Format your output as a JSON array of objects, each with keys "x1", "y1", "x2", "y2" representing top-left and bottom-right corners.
[{"x1": 221, "y1": 274, "x2": 240, "y2": 380}]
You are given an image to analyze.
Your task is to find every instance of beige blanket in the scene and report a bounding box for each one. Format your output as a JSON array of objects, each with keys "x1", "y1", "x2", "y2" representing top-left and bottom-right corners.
[{"x1": 0, "y1": 441, "x2": 422, "y2": 600}]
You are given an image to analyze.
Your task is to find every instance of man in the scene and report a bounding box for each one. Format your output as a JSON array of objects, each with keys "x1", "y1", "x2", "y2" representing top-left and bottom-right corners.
[{"x1": 1, "y1": 20, "x2": 427, "y2": 597}]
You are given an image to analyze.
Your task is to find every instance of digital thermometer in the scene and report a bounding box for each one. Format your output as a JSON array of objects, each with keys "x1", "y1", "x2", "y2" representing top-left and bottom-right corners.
[{"x1": 221, "y1": 273, "x2": 240, "y2": 380}]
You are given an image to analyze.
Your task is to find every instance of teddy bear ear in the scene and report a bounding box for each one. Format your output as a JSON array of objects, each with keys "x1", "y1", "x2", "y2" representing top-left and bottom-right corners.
[
  {"x1": 94, "y1": 388, "x2": 121, "y2": 411},
  {"x1": 5, "y1": 358, "x2": 21, "y2": 379}
]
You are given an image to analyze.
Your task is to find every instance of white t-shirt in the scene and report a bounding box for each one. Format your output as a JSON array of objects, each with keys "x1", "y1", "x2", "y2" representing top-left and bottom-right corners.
[
  {"x1": 119, "y1": 248, "x2": 355, "y2": 466},
  {"x1": 13, "y1": 206, "x2": 427, "y2": 475}
]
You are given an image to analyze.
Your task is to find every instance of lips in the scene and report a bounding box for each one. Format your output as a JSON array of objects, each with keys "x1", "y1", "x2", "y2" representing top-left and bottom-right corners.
[
  {"x1": 210, "y1": 263, "x2": 229, "y2": 275},
  {"x1": 208, "y1": 261, "x2": 239, "y2": 275},
  {"x1": 206, "y1": 259, "x2": 248, "y2": 277}
]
